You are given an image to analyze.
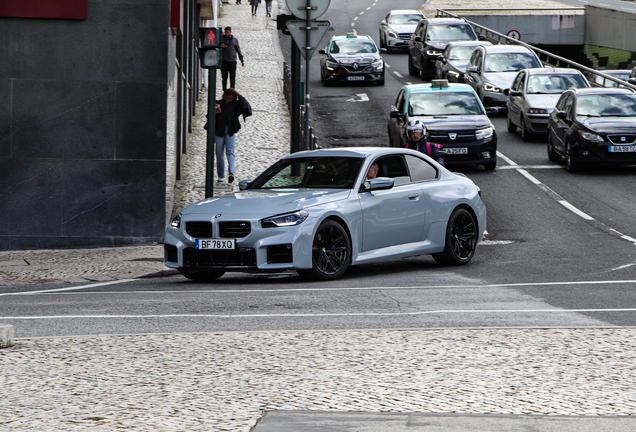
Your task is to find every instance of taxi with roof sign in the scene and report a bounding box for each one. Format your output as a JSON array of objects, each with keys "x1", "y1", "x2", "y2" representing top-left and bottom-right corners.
[
  {"x1": 319, "y1": 32, "x2": 386, "y2": 86},
  {"x1": 388, "y1": 79, "x2": 498, "y2": 170}
]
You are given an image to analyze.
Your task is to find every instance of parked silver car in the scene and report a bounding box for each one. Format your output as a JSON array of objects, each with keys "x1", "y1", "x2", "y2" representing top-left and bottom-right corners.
[
  {"x1": 463, "y1": 44, "x2": 543, "y2": 111},
  {"x1": 379, "y1": 9, "x2": 424, "y2": 53},
  {"x1": 505, "y1": 67, "x2": 590, "y2": 140}
]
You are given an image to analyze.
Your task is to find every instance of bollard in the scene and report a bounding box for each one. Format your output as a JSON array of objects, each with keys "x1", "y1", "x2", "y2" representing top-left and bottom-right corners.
[{"x1": 0, "y1": 324, "x2": 15, "y2": 348}]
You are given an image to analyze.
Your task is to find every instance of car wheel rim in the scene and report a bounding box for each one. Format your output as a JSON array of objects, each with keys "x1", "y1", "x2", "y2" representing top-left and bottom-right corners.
[
  {"x1": 312, "y1": 225, "x2": 348, "y2": 275},
  {"x1": 450, "y1": 213, "x2": 477, "y2": 260}
]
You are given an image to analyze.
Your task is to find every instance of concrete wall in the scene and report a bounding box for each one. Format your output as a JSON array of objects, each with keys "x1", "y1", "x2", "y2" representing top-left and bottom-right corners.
[
  {"x1": 0, "y1": 0, "x2": 170, "y2": 250},
  {"x1": 585, "y1": 5, "x2": 636, "y2": 52},
  {"x1": 465, "y1": 13, "x2": 585, "y2": 45}
]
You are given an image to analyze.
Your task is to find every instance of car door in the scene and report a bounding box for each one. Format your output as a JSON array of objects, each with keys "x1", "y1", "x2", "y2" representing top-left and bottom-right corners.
[
  {"x1": 410, "y1": 21, "x2": 426, "y2": 68},
  {"x1": 463, "y1": 49, "x2": 482, "y2": 92},
  {"x1": 551, "y1": 92, "x2": 574, "y2": 153},
  {"x1": 359, "y1": 155, "x2": 427, "y2": 252},
  {"x1": 388, "y1": 90, "x2": 408, "y2": 147},
  {"x1": 508, "y1": 71, "x2": 526, "y2": 126}
]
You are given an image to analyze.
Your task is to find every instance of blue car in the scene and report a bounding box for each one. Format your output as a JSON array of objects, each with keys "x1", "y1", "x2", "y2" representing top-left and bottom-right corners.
[{"x1": 164, "y1": 147, "x2": 487, "y2": 281}]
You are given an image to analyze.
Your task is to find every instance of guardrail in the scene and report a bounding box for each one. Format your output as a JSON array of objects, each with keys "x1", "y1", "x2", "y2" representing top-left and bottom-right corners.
[
  {"x1": 436, "y1": 8, "x2": 636, "y2": 91},
  {"x1": 300, "y1": 104, "x2": 318, "y2": 150}
]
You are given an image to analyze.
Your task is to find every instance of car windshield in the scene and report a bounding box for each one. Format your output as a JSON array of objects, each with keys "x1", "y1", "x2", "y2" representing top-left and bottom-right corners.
[
  {"x1": 576, "y1": 94, "x2": 636, "y2": 117},
  {"x1": 427, "y1": 24, "x2": 476, "y2": 43},
  {"x1": 389, "y1": 14, "x2": 422, "y2": 25},
  {"x1": 248, "y1": 157, "x2": 364, "y2": 190},
  {"x1": 484, "y1": 53, "x2": 541, "y2": 72},
  {"x1": 448, "y1": 45, "x2": 479, "y2": 60},
  {"x1": 408, "y1": 91, "x2": 484, "y2": 116},
  {"x1": 329, "y1": 40, "x2": 377, "y2": 54},
  {"x1": 527, "y1": 74, "x2": 588, "y2": 94}
]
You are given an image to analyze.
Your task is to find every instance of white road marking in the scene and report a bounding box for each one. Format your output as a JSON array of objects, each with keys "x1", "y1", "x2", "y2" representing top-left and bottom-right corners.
[
  {"x1": 559, "y1": 200, "x2": 594, "y2": 220},
  {"x1": 0, "y1": 279, "x2": 136, "y2": 297},
  {"x1": 4, "y1": 308, "x2": 636, "y2": 321},
  {"x1": 346, "y1": 93, "x2": 369, "y2": 102},
  {"x1": 7, "y1": 279, "x2": 636, "y2": 296},
  {"x1": 497, "y1": 165, "x2": 562, "y2": 170},
  {"x1": 393, "y1": 71, "x2": 403, "y2": 78},
  {"x1": 359, "y1": 11, "x2": 364, "y2": 15},
  {"x1": 611, "y1": 264, "x2": 636, "y2": 271},
  {"x1": 366, "y1": 7, "x2": 371, "y2": 10},
  {"x1": 354, "y1": 16, "x2": 358, "y2": 21}
]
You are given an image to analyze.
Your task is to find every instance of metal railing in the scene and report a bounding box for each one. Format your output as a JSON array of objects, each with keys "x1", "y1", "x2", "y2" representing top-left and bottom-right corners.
[
  {"x1": 436, "y1": 8, "x2": 636, "y2": 91},
  {"x1": 300, "y1": 104, "x2": 317, "y2": 150},
  {"x1": 283, "y1": 62, "x2": 292, "y2": 108}
]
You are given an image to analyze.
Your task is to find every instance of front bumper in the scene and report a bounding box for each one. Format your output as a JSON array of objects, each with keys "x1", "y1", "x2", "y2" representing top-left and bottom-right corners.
[
  {"x1": 525, "y1": 113, "x2": 550, "y2": 133},
  {"x1": 570, "y1": 140, "x2": 636, "y2": 165},
  {"x1": 324, "y1": 66, "x2": 384, "y2": 83},
  {"x1": 482, "y1": 91, "x2": 508, "y2": 108},
  {"x1": 386, "y1": 34, "x2": 410, "y2": 49},
  {"x1": 432, "y1": 134, "x2": 498, "y2": 167}
]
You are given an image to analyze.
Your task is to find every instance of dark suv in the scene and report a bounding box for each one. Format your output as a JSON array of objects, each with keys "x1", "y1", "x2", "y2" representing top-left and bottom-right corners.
[{"x1": 408, "y1": 18, "x2": 480, "y2": 81}]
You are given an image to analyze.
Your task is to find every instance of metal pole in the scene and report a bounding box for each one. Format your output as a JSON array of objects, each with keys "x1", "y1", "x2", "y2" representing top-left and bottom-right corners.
[
  {"x1": 205, "y1": 69, "x2": 217, "y2": 198},
  {"x1": 304, "y1": 0, "x2": 311, "y2": 151},
  {"x1": 291, "y1": 39, "x2": 302, "y2": 154}
]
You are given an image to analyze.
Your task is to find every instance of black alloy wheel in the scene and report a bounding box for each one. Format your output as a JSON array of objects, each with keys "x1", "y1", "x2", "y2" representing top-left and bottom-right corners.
[
  {"x1": 547, "y1": 131, "x2": 561, "y2": 162},
  {"x1": 433, "y1": 207, "x2": 478, "y2": 266},
  {"x1": 179, "y1": 269, "x2": 225, "y2": 282},
  {"x1": 299, "y1": 220, "x2": 351, "y2": 280}
]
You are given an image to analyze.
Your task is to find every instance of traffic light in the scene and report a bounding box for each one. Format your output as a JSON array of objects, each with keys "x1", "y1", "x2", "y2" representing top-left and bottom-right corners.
[{"x1": 199, "y1": 27, "x2": 222, "y2": 69}]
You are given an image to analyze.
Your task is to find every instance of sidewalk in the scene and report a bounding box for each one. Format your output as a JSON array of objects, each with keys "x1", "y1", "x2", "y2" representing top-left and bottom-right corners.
[{"x1": 0, "y1": 2, "x2": 290, "y2": 286}]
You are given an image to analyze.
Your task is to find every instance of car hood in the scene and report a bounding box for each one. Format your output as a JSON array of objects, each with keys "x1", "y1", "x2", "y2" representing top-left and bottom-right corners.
[
  {"x1": 578, "y1": 116, "x2": 636, "y2": 134},
  {"x1": 412, "y1": 115, "x2": 491, "y2": 131},
  {"x1": 483, "y1": 72, "x2": 518, "y2": 90},
  {"x1": 447, "y1": 59, "x2": 470, "y2": 72},
  {"x1": 524, "y1": 94, "x2": 560, "y2": 110},
  {"x1": 388, "y1": 24, "x2": 418, "y2": 33},
  {"x1": 182, "y1": 189, "x2": 352, "y2": 216},
  {"x1": 328, "y1": 53, "x2": 381, "y2": 64}
]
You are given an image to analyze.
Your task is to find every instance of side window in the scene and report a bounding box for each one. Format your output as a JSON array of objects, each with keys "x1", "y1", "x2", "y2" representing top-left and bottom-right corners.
[
  {"x1": 555, "y1": 93, "x2": 568, "y2": 111},
  {"x1": 375, "y1": 156, "x2": 411, "y2": 185},
  {"x1": 511, "y1": 72, "x2": 524, "y2": 91},
  {"x1": 474, "y1": 51, "x2": 483, "y2": 69},
  {"x1": 396, "y1": 91, "x2": 406, "y2": 113},
  {"x1": 406, "y1": 155, "x2": 438, "y2": 182},
  {"x1": 564, "y1": 94, "x2": 574, "y2": 118}
]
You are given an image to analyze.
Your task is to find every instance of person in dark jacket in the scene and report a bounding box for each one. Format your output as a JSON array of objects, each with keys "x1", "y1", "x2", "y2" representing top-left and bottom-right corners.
[
  {"x1": 249, "y1": 0, "x2": 260, "y2": 16},
  {"x1": 221, "y1": 27, "x2": 245, "y2": 91},
  {"x1": 215, "y1": 88, "x2": 252, "y2": 183},
  {"x1": 403, "y1": 121, "x2": 444, "y2": 166}
]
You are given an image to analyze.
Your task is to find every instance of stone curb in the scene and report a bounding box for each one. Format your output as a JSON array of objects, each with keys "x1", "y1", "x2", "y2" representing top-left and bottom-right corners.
[{"x1": 0, "y1": 324, "x2": 15, "y2": 348}]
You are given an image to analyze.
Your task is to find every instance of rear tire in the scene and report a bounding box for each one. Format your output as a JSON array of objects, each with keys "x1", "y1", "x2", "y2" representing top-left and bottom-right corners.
[
  {"x1": 179, "y1": 270, "x2": 225, "y2": 282},
  {"x1": 433, "y1": 207, "x2": 478, "y2": 266},
  {"x1": 298, "y1": 220, "x2": 351, "y2": 281}
]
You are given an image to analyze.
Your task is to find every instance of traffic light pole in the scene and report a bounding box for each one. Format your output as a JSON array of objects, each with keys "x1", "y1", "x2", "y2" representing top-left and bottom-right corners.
[
  {"x1": 304, "y1": 0, "x2": 311, "y2": 151},
  {"x1": 291, "y1": 39, "x2": 302, "y2": 154},
  {"x1": 205, "y1": 69, "x2": 217, "y2": 198}
]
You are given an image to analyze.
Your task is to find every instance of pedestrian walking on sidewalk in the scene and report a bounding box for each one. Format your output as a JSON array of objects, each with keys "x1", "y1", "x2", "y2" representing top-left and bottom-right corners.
[
  {"x1": 250, "y1": 0, "x2": 260, "y2": 16},
  {"x1": 265, "y1": 0, "x2": 272, "y2": 16},
  {"x1": 221, "y1": 26, "x2": 244, "y2": 91},
  {"x1": 215, "y1": 89, "x2": 252, "y2": 183}
]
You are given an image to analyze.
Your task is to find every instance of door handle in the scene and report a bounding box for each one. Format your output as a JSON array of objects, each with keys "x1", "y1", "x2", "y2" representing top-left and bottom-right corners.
[{"x1": 408, "y1": 194, "x2": 420, "y2": 201}]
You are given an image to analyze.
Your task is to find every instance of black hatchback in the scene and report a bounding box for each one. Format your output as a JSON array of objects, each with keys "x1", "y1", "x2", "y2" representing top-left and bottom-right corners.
[{"x1": 547, "y1": 87, "x2": 636, "y2": 172}]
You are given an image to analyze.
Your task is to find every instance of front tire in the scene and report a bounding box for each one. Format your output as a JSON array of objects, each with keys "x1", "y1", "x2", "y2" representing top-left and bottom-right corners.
[
  {"x1": 298, "y1": 220, "x2": 351, "y2": 281},
  {"x1": 433, "y1": 207, "x2": 478, "y2": 266},
  {"x1": 408, "y1": 55, "x2": 419, "y2": 76},
  {"x1": 547, "y1": 131, "x2": 561, "y2": 162},
  {"x1": 565, "y1": 142, "x2": 580, "y2": 173},
  {"x1": 506, "y1": 114, "x2": 517, "y2": 133},
  {"x1": 520, "y1": 116, "x2": 531, "y2": 141}
]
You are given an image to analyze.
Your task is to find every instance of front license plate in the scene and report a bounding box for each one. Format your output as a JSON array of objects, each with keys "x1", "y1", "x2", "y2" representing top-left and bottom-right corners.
[
  {"x1": 347, "y1": 76, "x2": 365, "y2": 81},
  {"x1": 445, "y1": 147, "x2": 468, "y2": 155},
  {"x1": 195, "y1": 239, "x2": 236, "y2": 250},
  {"x1": 609, "y1": 145, "x2": 636, "y2": 153}
]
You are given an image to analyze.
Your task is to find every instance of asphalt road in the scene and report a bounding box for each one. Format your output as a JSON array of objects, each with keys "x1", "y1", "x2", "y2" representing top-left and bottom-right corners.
[{"x1": 3, "y1": 0, "x2": 636, "y2": 338}]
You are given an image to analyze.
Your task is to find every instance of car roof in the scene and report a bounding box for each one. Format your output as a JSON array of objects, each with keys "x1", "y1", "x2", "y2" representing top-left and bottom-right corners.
[
  {"x1": 284, "y1": 147, "x2": 415, "y2": 160},
  {"x1": 405, "y1": 82, "x2": 477, "y2": 94},
  {"x1": 425, "y1": 18, "x2": 470, "y2": 26},
  {"x1": 446, "y1": 41, "x2": 492, "y2": 48},
  {"x1": 524, "y1": 67, "x2": 585, "y2": 76},
  {"x1": 388, "y1": 9, "x2": 424, "y2": 15},
  {"x1": 482, "y1": 44, "x2": 535, "y2": 54},
  {"x1": 329, "y1": 34, "x2": 374, "y2": 42},
  {"x1": 600, "y1": 69, "x2": 631, "y2": 75},
  {"x1": 570, "y1": 87, "x2": 636, "y2": 96}
]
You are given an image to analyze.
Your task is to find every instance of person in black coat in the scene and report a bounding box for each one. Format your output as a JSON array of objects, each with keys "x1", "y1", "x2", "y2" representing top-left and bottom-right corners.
[{"x1": 214, "y1": 88, "x2": 252, "y2": 183}]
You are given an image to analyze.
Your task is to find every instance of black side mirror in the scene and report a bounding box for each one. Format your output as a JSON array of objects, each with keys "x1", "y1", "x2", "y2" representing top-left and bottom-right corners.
[
  {"x1": 390, "y1": 110, "x2": 403, "y2": 119},
  {"x1": 556, "y1": 111, "x2": 567, "y2": 119},
  {"x1": 478, "y1": 34, "x2": 487, "y2": 41},
  {"x1": 414, "y1": 36, "x2": 422, "y2": 42},
  {"x1": 380, "y1": 48, "x2": 387, "y2": 54},
  {"x1": 438, "y1": 55, "x2": 445, "y2": 63},
  {"x1": 238, "y1": 180, "x2": 251, "y2": 190},
  {"x1": 319, "y1": 49, "x2": 326, "y2": 55}
]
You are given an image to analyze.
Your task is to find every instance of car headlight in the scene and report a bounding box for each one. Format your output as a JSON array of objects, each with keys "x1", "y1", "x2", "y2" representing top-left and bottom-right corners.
[
  {"x1": 261, "y1": 210, "x2": 309, "y2": 228},
  {"x1": 578, "y1": 130, "x2": 604, "y2": 142},
  {"x1": 483, "y1": 83, "x2": 501, "y2": 93},
  {"x1": 170, "y1": 212, "x2": 182, "y2": 228},
  {"x1": 426, "y1": 50, "x2": 443, "y2": 56},
  {"x1": 448, "y1": 70, "x2": 461, "y2": 78},
  {"x1": 372, "y1": 60, "x2": 383, "y2": 70},
  {"x1": 528, "y1": 108, "x2": 548, "y2": 114},
  {"x1": 388, "y1": 30, "x2": 398, "y2": 38},
  {"x1": 475, "y1": 127, "x2": 494, "y2": 140},
  {"x1": 326, "y1": 61, "x2": 338, "y2": 70}
]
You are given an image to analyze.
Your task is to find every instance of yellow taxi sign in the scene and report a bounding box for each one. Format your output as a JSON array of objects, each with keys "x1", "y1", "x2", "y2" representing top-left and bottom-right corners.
[{"x1": 431, "y1": 79, "x2": 449, "y2": 89}]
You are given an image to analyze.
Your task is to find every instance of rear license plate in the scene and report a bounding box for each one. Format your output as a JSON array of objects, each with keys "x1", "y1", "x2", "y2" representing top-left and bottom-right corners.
[
  {"x1": 195, "y1": 239, "x2": 236, "y2": 250},
  {"x1": 347, "y1": 76, "x2": 365, "y2": 81},
  {"x1": 445, "y1": 147, "x2": 468, "y2": 155},
  {"x1": 609, "y1": 145, "x2": 636, "y2": 153}
]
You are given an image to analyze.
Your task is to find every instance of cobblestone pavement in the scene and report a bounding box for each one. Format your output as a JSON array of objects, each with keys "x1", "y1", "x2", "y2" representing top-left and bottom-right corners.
[
  {"x1": 3, "y1": 2, "x2": 635, "y2": 431},
  {"x1": 2, "y1": 328, "x2": 636, "y2": 430}
]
